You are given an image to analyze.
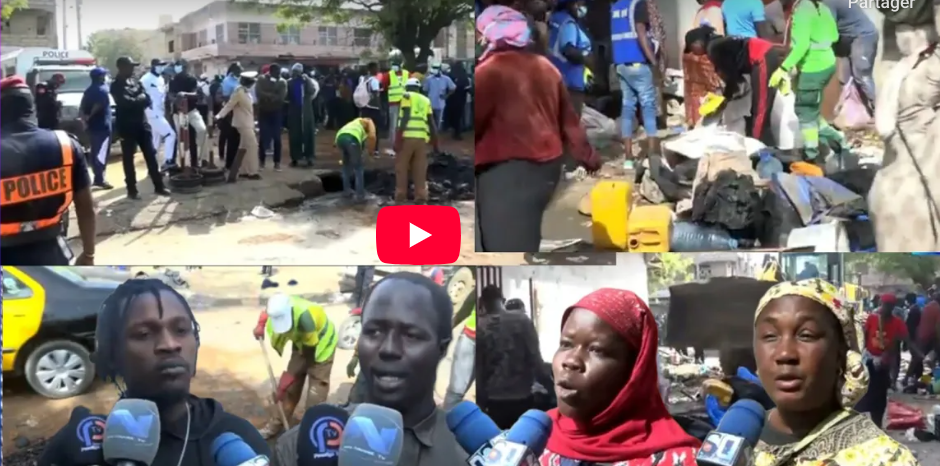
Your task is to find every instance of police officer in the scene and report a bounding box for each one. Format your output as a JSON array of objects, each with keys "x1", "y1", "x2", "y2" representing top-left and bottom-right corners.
[
  {"x1": 0, "y1": 76, "x2": 97, "y2": 265},
  {"x1": 110, "y1": 56, "x2": 170, "y2": 199},
  {"x1": 35, "y1": 73, "x2": 65, "y2": 130}
]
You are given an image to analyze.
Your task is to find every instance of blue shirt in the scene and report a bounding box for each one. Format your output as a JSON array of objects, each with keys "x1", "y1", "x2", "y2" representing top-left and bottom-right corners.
[
  {"x1": 822, "y1": 0, "x2": 878, "y2": 38},
  {"x1": 722, "y1": 0, "x2": 766, "y2": 37},
  {"x1": 422, "y1": 73, "x2": 456, "y2": 110},
  {"x1": 221, "y1": 75, "x2": 239, "y2": 97},
  {"x1": 289, "y1": 77, "x2": 305, "y2": 106},
  {"x1": 550, "y1": 11, "x2": 591, "y2": 89},
  {"x1": 80, "y1": 83, "x2": 111, "y2": 132}
]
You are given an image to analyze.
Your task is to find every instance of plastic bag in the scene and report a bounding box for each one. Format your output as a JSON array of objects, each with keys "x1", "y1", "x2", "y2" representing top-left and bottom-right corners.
[
  {"x1": 353, "y1": 76, "x2": 371, "y2": 108},
  {"x1": 835, "y1": 77, "x2": 872, "y2": 130},
  {"x1": 885, "y1": 400, "x2": 926, "y2": 431},
  {"x1": 771, "y1": 90, "x2": 803, "y2": 149},
  {"x1": 581, "y1": 106, "x2": 619, "y2": 150}
]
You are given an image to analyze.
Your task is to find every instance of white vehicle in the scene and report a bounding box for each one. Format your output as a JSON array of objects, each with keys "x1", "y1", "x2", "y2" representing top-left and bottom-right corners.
[{"x1": 23, "y1": 54, "x2": 117, "y2": 146}]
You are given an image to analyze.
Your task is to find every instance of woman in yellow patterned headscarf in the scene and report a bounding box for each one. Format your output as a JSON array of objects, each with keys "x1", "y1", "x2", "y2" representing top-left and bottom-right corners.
[{"x1": 751, "y1": 278, "x2": 918, "y2": 466}]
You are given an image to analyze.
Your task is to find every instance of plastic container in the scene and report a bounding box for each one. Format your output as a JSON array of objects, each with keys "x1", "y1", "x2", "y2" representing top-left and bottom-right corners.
[
  {"x1": 627, "y1": 205, "x2": 673, "y2": 252},
  {"x1": 670, "y1": 222, "x2": 738, "y2": 251},
  {"x1": 756, "y1": 150, "x2": 784, "y2": 179},
  {"x1": 590, "y1": 181, "x2": 633, "y2": 250}
]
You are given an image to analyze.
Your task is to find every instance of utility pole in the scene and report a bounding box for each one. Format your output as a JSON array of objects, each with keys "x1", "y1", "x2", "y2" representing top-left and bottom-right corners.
[
  {"x1": 61, "y1": 0, "x2": 68, "y2": 49},
  {"x1": 75, "y1": 0, "x2": 83, "y2": 49}
]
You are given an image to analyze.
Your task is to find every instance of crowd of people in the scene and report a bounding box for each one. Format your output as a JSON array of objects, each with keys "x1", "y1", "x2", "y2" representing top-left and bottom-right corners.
[
  {"x1": 0, "y1": 53, "x2": 474, "y2": 265},
  {"x1": 17, "y1": 264, "x2": 940, "y2": 466},
  {"x1": 474, "y1": 0, "x2": 939, "y2": 252}
]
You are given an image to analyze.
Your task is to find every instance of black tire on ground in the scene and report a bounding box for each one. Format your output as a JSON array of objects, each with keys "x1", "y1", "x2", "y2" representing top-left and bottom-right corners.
[
  {"x1": 337, "y1": 316, "x2": 362, "y2": 350},
  {"x1": 169, "y1": 173, "x2": 203, "y2": 194},
  {"x1": 24, "y1": 340, "x2": 96, "y2": 399},
  {"x1": 201, "y1": 167, "x2": 226, "y2": 185}
]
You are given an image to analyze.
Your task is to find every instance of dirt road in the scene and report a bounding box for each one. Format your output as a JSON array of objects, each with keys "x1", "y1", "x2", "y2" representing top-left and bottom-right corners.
[
  {"x1": 67, "y1": 130, "x2": 482, "y2": 265},
  {"x1": 1, "y1": 267, "x2": 475, "y2": 460}
]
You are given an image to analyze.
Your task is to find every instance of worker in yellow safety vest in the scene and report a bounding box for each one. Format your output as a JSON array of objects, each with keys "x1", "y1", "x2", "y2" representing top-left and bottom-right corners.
[
  {"x1": 393, "y1": 78, "x2": 439, "y2": 204},
  {"x1": 385, "y1": 57, "x2": 410, "y2": 155},
  {"x1": 254, "y1": 292, "x2": 338, "y2": 439},
  {"x1": 334, "y1": 117, "x2": 377, "y2": 200}
]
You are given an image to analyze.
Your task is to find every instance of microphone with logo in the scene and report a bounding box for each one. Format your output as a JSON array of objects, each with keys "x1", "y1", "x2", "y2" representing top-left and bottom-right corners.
[
  {"x1": 446, "y1": 401, "x2": 551, "y2": 466},
  {"x1": 695, "y1": 399, "x2": 766, "y2": 466},
  {"x1": 296, "y1": 404, "x2": 350, "y2": 466},
  {"x1": 57, "y1": 406, "x2": 107, "y2": 465},
  {"x1": 212, "y1": 432, "x2": 270, "y2": 466},
  {"x1": 337, "y1": 404, "x2": 404, "y2": 466},
  {"x1": 102, "y1": 399, "x2": 161, "y2": 466}
]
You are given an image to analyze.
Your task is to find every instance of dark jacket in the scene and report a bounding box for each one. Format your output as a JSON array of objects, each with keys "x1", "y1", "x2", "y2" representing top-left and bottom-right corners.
[
  {"x1": 255, "y1": 74, "x2": 287, "y2": 113},
  {"x1": 38, "y1": 395, "x2": 272, "y2": 466}
]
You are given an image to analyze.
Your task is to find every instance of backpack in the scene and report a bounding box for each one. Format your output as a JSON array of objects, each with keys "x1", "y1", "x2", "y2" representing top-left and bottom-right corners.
[{"x1": 353, "y1": 76, "x2": 371, "y2": 108}]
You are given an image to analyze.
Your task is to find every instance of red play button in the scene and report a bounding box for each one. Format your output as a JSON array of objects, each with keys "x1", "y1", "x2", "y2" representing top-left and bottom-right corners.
[{"x1": 376, "y1": 205, "x2": 461, "y2": 264}]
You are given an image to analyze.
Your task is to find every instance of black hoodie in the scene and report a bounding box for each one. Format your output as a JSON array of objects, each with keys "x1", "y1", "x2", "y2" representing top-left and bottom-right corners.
[{"x1": 39, "y1": 395, "x2": 271, "y2": 466}]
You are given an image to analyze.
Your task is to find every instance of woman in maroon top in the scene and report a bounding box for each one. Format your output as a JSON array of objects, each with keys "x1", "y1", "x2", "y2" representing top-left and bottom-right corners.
[
  {"x1": 689, "y1": 26, "x2": 785, "y2": 146},
  {"x1": 475, "y1": 3, "x2": 600, "y2": 252}
]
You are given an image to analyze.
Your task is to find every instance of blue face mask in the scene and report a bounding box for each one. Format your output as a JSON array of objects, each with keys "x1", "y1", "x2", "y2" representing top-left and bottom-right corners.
[
  {"x1": 174, "y1": 65, "x2": 183, "y2": 73},
  {"x1": 154, "y1": 65, "x2": 165, "y2": 74},
  {"x1": 391, "y1": 65, "x2": 400, "y2": 71},
  {"x1": 576, "y1": 5, "x2": 587, "y2": 17}
]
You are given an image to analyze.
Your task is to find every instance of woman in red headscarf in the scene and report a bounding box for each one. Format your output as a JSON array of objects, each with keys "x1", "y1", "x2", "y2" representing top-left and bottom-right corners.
[{"x1": 541, "y1": 288, "x2": 700, "y2": 466}]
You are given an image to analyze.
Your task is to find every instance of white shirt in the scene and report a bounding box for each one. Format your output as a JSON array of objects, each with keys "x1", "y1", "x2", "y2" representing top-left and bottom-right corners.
[{"x1": 139, "y1": 71, "x2": 167, "y2": 115}]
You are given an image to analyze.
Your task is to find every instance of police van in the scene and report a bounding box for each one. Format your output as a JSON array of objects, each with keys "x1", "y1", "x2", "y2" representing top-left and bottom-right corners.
[{"x1": 12, "y1": 49, "x2": 118, "y2": 148}]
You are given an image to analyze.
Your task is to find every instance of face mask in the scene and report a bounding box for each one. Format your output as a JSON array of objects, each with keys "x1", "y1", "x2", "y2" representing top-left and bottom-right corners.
[
  {"x1": 391, "y1": 65, "x2": 400, "y2": 71},
  {"x1": 154, "y1": 66, "x2": 165, "y2": 74},
  {"x1": 576, "y1": 5, "x2": 587, "y2": 17},
  {"x1": 174, "y1": 65, "x2": 183, "y2": 73},
  {"x1": 431, "y1": 68, "x2": 440, "y2": 75}
]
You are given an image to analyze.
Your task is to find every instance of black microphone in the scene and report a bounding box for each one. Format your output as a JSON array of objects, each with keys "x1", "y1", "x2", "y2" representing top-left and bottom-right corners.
[
  {"x1": 695, "y1": 399, "x2": 766, "y2": 466},
  {"x1": 297, "y1": 404, "x2": 350, "y2": 466},
  {"x1": 338, "y1": 403, "x2": 404, "y2": 466},
  {"x1": 43, "y1": 406, "x2": 107, "y2": 465},
  {"x1": 102, "y1": 398, "x2": 161, "y2": 466}
]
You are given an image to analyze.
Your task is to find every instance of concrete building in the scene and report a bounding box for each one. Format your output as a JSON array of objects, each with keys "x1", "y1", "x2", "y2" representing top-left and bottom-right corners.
[
  {"x1": 477, "y1": 257, "x2": 649, "y2": 361},
  {"x1": 161, "y1": 1, "x2": 473, "y2": 76},
  {"x1": 1, "y1": 0, "x2": 57, "y2": 48}
]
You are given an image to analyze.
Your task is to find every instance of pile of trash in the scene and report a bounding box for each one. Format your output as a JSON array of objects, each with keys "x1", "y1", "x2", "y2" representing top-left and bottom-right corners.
[
  {"x1": 584, "y1": 102, "x2": 881, "y2": 251},
  {"x1": 366, "y1": 151, "x2": 474, "y2": 202}
]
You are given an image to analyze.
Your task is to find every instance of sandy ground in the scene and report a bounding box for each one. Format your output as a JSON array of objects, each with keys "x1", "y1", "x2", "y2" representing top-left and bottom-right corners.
[
  {"x1": 64, "y1": 129, "x2": 498, "y2": 265},
  {"x1": 1, "y1": 266, "x2": 475, "y2": 457}
]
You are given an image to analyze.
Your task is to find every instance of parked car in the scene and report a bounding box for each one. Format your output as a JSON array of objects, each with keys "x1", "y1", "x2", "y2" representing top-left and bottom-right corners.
[{"x1": 1, "y1": 266, "x2": 121, "y2": 399}]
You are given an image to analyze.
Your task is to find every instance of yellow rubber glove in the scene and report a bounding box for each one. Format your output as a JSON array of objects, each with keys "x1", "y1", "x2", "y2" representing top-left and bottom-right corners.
[
  {"x1": 769, "y1": 67, "x2": 792, "y2": 95},
  {"x1": 699, "y1": 92, "x2": 726, "y2": 117}
]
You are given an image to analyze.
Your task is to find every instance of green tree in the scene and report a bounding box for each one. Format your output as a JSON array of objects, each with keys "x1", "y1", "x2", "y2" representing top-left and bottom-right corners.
[
  {"x1": 646, "y1": 253, "x2": 694, "y2": 293},
  {"x1": 1, "y1": 0, "x2": 28, "y2": 21},
  {"x1": 844, "y1": 253, "x2": 940, "y2": 289},
  {"x1": 86, "y1": 31, "x2": 144, "y2": 74},
  {"x1": 262, "y1": 0, "x2": 473, "y2": 69}
]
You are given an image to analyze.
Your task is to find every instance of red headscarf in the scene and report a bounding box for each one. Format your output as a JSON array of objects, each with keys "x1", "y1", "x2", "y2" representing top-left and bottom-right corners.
[{"x1": 545, "y1": 288, "x2": 701, "y2": 462}]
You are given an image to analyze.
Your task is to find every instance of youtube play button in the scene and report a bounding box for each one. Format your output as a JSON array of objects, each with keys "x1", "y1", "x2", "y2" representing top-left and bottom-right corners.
[
  {"x1": 377, "y1": 205, "x2": 461, "y2": 264},
  {"x1": 410, "y1": 223, "x2": 431, "y2": 247}
]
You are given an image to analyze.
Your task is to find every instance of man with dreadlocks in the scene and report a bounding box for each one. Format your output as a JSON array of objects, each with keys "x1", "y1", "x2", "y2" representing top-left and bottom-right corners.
[
  {"x1": 274, "y1": 272, "x2": 470, "y2": 466},
  {"x1": 253, "y1": 292, "x2": 338, "y2": 439},
  {"x1": 39, "y1": 279, "x2": 270, "y2": 466}
]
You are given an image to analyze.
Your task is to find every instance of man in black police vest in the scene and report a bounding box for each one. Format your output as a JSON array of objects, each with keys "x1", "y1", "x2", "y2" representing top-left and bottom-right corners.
[
  {"x1": 0, "y1": 76, "x2": 98, "y2": 265},
  {"x1": 35, "y1": 73, "x2": 65, "y2": 130}
]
